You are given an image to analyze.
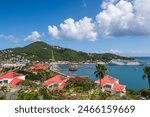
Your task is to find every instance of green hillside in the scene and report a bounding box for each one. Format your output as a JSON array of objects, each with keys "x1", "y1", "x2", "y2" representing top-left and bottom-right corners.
[{"x1": 0, "y1": 41, "x2": 133, "y2": 62}]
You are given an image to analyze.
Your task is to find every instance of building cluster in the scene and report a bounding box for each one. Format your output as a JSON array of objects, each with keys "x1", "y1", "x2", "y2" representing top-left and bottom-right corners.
[{"x1": 0, "y1": 63, "x2": 126, "y2": 97}]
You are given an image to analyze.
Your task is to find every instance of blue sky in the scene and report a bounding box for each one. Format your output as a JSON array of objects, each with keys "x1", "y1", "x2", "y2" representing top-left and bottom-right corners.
[{"x1": 0, "y1": 0, "x2": 150, "y2": 57}]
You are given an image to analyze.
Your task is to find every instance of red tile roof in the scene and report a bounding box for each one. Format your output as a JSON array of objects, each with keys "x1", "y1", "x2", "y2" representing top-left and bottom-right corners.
[
  {"x1": 28, "y1": 64, "x2": 47, "y2": 71},
  {"x1": 0, "y1": 72, "x2": 24, "y2": 80},
  {"x1": 112, "y1": 83, "x2": 126, "y2": 92},
  {"x1": 9, "y1": 77, "x2": 23, "y2": 85},
  {"x1": 95, "y1": 75, "x2": 118, "y2": 86},
  {"x1": 95, "y1": 75, "x2": 125, "y2": 92},
  {"x1": 42, "y1": 75, "x2": 69, "y2": 89},
  {"x1": 0, "y1": 71, "x2": 25, "y2": 85}
]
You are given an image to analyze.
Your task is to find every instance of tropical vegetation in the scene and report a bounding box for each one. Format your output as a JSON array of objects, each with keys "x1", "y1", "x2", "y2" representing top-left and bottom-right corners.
[
  {"x1": 0, "y1": 41, "x2": 134, "y2": 62},
  {"x1": 143, "y1": 66, "x2": 150, "y2": 89}
]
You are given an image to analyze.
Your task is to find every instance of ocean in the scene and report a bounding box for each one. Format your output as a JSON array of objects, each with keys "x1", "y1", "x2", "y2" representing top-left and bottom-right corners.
[{"x1": 58, "y1": 57, "x2": 150, "y2": 91}]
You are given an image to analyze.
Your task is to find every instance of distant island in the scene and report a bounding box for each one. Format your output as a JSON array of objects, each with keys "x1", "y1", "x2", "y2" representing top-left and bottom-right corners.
[{"x1": 0, "y1": 41, "x2": 133, "y2": 63}]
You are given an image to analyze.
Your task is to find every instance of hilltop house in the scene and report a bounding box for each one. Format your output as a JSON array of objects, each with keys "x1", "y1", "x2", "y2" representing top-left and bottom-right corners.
[
  {"x1": 0, "y1": 71, "x2": 25, "y2": 87},
  {"x1": 42, "y1": 75, "x2": 69, "y2": 89},
  {"x1": 95, "y1": 75, "x2": 126, "y2": 96},
  {"x1": 28, "y1": 64, "x2": 47, "y2": 71}
]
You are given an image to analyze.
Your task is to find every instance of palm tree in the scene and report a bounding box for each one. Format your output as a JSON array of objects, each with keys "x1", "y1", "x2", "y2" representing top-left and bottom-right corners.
[
  {"x1": 143, "y1": 66, "x2": 150, "y2": 89},
  {"x1": 94, "y1": 64, "x2": 107, "y2": 88}
]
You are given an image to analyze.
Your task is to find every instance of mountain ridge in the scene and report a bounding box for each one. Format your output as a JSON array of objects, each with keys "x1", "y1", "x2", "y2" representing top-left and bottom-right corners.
[{"x1": 0, "y1": 41, "x2": 133, "y2": 62}]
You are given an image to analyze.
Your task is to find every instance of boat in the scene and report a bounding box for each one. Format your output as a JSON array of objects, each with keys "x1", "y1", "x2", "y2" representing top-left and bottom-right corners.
[
  {"x1": 69, "y1": 65, "x2": 78, "y2": 71},
  {"x1": 108, "y1": 59, "x2": 144, "y2": 66}
]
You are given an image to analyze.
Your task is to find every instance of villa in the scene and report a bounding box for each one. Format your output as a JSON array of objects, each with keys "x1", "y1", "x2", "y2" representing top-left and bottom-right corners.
[
  {"x1": 95, "y1": 75, "x2": 126, "y2": 96},
  {"x1": 28, "y1": 64, "x2": 47, "y2": 71},
  {"x1": 0, "y1": 71, "x2": 25, "y2": 87},
  {"x1": 42, "y1": 75, "x2": 69, "y2": 89}
]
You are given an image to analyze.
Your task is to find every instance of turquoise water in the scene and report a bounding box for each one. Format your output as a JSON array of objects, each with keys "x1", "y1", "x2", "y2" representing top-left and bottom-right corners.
[{"x1": 58, "y1": 57, "x2": 150, "y2": 91}]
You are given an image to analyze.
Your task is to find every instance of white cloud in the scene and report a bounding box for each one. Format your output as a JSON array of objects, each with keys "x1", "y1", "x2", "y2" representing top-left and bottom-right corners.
[
  {"x1": 0, "y1": 34, "x2": 18, "y2": 42},
  {"x1": 48, "y1": 17, "x2": 97, "y2": 41},
  {"x1": 24, "y1": 31, "x2": 41, "y2": 42},
  {"x1": 102, "y1": 49, "x2": 122, "y2": 54},
  {"x1": 48, "y1": 0, "x2": 150, "y2": 40},
  {"x1": 96, "y1": 0, "x2": 150, "y2": 36},
  {"x1": 109, "y1": 49, "x2": 122, "y2": 54}
]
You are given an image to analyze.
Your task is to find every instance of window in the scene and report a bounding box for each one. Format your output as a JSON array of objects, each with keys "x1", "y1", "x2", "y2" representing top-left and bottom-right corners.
[
  {"x1": 3, "y1": 80, "x2": 8, "y2": 84},
  {"x1": 104, "y1": 85, "x2": 111, "y2": 88},
  {"x1": 0, "y1": 81, "x2": 2, "y2": 84}
]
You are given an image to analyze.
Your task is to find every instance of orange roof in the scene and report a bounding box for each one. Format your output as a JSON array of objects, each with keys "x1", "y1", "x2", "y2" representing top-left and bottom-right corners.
[
  {"x1": 28, "y1": 64, "x2": 47, "y2": 71},
  {"x1": 9, "y1": 77, "x2": 23, "y2": 85},
  {"x1": 112, "y1": 83, "x2": 126, "y2": 92},
  {"x1": 42, "y1": 75, "x2": 69, "y2": 89},
  {"x1": 95, "y1": 75, "x2": 125, "y2": 92},
  {"x1": 0, "y1": 72, "x2": 25, "y2": 85},
  {"x1": 0, "y1": 72, "x2": 24, "y2": 80},
  {"x1": 59, "y1": 80, "x2": 66, "y2": 89},
  {"x1": 95, "y1": 75, "x2": 118, "y2": 86}
]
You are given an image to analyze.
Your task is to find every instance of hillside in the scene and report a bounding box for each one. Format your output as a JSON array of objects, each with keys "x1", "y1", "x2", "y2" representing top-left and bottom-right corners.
[{"x1": 0, "y1": 41, "x2": 133, "y2": 62}]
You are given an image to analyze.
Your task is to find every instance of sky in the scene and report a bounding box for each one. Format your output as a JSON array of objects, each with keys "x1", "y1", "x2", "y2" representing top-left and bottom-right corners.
[{"x1": 0, "y1": 0, "x2": 150, "y2": 57}]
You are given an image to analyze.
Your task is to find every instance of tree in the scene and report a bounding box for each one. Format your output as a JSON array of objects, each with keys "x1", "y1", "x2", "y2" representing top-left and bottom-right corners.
[
  {"x1": 17, "y1": 90, "x2": 39, "y2": 100},
  {"x1": 94, "y1": 64, "x2": 107, "y2": 88},
  {"x1": 1, "y1": 86, "x2": 8, "y2": 99},
  {"x1": 37, "y1": 70, "x2": 48, "y2": 82},
  {"x1": 143, "y1": 66, "x2": 150, "y2": 89}
]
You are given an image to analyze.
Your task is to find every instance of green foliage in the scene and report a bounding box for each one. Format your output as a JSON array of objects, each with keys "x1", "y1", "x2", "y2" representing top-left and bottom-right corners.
[
  {"x1": 94, "y1": 64, "x2": 107, "y2": 88},
  {"x1": 89, "y1": 89, "x2": 111, "y2": 100},
  {"x1": 143, "y1": 66, "x2": 150, "y2": 89},
  {"x1": 125, "y1": 89, "x2": 140, "y2": 100},
  {"x1": 17, "y1": 90, "x2": 39, "y2": 100},
  {"x1": 37, "y1": 70, "x2": 56, "y2": 82},
  {"x1": 94, "y1": 64, "x2": 107, "y2": 78},
  {"x1": 0, "y1": 41, "x2": 133, "y2": 62},
  {"x1": 0, "y1": 96, "x2": 5, "y2": 100},
  {"x1": 65, "y1": 78, "x2": 95, "y2": 93},
  {"x1": 39, "y1": 87, "x2": 68, "y2": 100},
  {"x1": 19, "y1": 80, "x2": 38, "y2": 89},
  {"x1": 16, "y1": 70, "x2": 56, "y2": 81},
  {"x1": 140, "y1": 89, "x2": 150, "y2": 99}
]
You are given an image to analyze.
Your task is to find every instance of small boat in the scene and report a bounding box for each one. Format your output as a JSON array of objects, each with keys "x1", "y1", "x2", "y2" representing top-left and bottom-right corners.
[{"x1": 69, "y1": 65, "x2": 78, "y2": 71}]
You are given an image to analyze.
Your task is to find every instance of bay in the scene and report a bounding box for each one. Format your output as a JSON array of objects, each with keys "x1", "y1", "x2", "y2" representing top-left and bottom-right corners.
[{"x1": 58, "y1": 57, "x2": 150, "y2": 91}]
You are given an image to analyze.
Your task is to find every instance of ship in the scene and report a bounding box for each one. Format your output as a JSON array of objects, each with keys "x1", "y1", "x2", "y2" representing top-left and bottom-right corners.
[
  {"x1": 69, "y1": 65, "x2": 78, "y2": 71},
  {"x1": 108, "y1": 59, "x2": 144, "y2": 66}
]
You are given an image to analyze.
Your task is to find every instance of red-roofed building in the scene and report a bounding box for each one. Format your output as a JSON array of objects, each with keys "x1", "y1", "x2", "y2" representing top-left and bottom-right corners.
[
  {"x1": 0, "y1": 72, "x2": 25, "y2": 87},
  {"x1": 95, "y1": 75, "x2": 126, "y2": 96},
  {"x1": 28, "y1": 64, "x2": 47, "y2": 71},
  {"x1": 42, "y1": 75, "x2": 69, "y2": 89}
]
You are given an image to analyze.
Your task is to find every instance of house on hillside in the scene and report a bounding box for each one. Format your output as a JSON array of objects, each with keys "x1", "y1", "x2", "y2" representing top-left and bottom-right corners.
[
  {"x1": 0, "y1": 71, "x2": 25, "y2": 87},
  {"x1": 95, "y1": 75, "x2": 126, "y2": 96},
  {"x1": 28, "y1": 64, "x2": 47, "y2": 71},
  {"x1": 42, "y1": 75, "x2": 69, "y2": 89}
]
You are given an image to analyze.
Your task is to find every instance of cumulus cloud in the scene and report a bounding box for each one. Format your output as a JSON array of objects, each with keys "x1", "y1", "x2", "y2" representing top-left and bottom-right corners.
[
  {"x1": 48, "y1": 17, "x2": 97, "y2": 41},
  {"x1": 48, "y1": 0, "x2": 150, "y2": 40},
  {"x1": 24, "y1": 31, "x2": 41, "y2": 42},
  {"x1": 96, "y1": 0, "x2": 150, "y2": 36},
  {"x1": 0, "y1": 34, "x2": 18, "y2": 42}
]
